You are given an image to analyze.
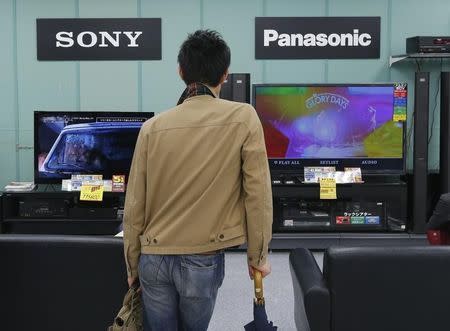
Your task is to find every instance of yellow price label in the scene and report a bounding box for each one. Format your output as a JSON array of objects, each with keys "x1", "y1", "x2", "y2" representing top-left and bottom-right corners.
[
  {"x1": 319, "y1": 177, "x2": 336, "y2": 187},
  {"x1": 80, "y1": 185, "x2": 104, "y2": 201},
  {"x1": 320, "y1": 178, "x2": 337, "y2": 199},
  {"x1": 393, "y1": 114, "x2": 407, "y2": 122}
]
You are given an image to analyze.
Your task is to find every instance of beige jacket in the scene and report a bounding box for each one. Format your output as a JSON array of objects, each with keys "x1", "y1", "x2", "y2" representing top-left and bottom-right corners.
[{"x1": 123, "y1": 95, "x2": 273, "y2": 278}]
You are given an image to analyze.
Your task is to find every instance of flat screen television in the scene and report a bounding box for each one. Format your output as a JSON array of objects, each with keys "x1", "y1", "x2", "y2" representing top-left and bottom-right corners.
[
  {"x1": 253, "y1": 84, "x2": 407, "y2": 174},
  {"x1": 34, "y1": 111, "x2": 154, "y2": 184}
]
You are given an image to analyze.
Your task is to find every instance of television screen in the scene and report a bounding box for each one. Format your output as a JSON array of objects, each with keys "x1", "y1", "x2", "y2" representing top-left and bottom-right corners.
[
  {"x1": 34, "y1": 111, "x2": 154, "y2": 184},
  {"x1": 253, "y1": 84, "x2": 407, "y2": 173}
]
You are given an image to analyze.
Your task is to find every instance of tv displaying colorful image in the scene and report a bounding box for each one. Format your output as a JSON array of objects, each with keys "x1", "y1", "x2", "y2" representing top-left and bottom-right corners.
[
  {"x1": 253, "y1": 84, "x2": 407, "y2": 173},
  {"x1": 34, "y1": 111, "x2": 154, "y2": 184}
]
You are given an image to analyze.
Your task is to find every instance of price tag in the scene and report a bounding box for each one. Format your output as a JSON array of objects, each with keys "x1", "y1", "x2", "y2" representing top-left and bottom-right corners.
[
  {"x1": 393, "y1": 83, "x2": 407, "y2": 122},
  {"x1": 112, "y1": 175, "x2": 126, "y2": 192},
  {"x1": 320, "y1": 178, "x2": 337, "y2": 200},
  {"x1": 80, "y1": 185, "x2": 104, "y2": 201},
  {"x1": 393, "y1": 113, "x2": 407, "y2": 122}
]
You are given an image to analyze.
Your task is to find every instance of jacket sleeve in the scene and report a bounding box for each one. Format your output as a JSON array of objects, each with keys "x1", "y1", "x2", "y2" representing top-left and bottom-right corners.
[
  {"x1": 123, "y1": 128, "x2": 148, "y2": 278},
  {"x1": 241, "y1": 106, "x2": 273, "y2": 268}
]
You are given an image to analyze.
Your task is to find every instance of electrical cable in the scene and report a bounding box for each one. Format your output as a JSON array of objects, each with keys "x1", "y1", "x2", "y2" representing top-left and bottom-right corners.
[
  {"x1": 428, "y1": 58, "x2": 443, "y2": 144},
  {"x1": 406, "y1": 112, "x2": 414, "y2": 157}
]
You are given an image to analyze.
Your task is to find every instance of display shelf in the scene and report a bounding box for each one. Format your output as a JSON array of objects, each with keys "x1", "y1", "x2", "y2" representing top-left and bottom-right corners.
[
  {"x1": 1, "y1": 219, "x2": 122, "y2": 235},
  {"x1": 2, "y1": 190, "x2": 126, "y2": 197},
  {"x1": 389, "y1": 53, "x2": 450, "y2": 67},
  {"x1": 271, "y1": 178, "x2": 408, "y2": 233},
  {"x1": 232, "y1": 233, "x2": 427, "y2": 250},
  {"x1": 2, "y1": 217, "x2": 121, "y2": 223},
  {"x1": 1, "y1": 191, "x2": 124, "y2": 235},
  {"x1": 269, "y1": 232, "x2": 427, "y2": 250}
]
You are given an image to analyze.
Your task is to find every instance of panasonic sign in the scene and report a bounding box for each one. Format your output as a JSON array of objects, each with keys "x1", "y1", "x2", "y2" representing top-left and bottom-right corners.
[
  {"x1": 263, "y1": 29, "x2": 372, "y2": 47},
  {"x1": 255, "y1": 17, "x2": 380, "y2": 59},
  {"x1": 37, "y1": 18, "x2": 161, "y2": 61}
]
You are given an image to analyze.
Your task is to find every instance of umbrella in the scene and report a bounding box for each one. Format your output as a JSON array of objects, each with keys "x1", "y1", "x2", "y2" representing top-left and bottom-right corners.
[{"x1": 244, "y1": 270, "x2": 277, "y2": 330}]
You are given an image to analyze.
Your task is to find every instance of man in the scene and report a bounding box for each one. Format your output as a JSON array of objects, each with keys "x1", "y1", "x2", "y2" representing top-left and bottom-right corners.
[{"x1": 123, "y1": 29, "x2": 272, "y2": 331}]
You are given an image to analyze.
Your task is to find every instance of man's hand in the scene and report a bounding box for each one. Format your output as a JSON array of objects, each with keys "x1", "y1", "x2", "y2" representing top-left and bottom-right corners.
[
  {"x1": 248, "y1": 260, "x2": 271, "y2": 279},
  {"x1": 128, "y1": 276, "x2": 137, "y2": 288}
]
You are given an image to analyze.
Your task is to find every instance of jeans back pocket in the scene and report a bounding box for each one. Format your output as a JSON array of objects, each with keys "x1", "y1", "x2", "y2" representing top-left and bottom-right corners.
[{"x1": 180, "y1": 255, "x2": 222, "y2": 299}]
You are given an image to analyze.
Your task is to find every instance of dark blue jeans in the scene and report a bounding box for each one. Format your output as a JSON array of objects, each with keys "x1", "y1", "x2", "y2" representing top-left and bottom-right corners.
[{"x1": 138, "y1": 253, "x2": 225, "y2": 331}]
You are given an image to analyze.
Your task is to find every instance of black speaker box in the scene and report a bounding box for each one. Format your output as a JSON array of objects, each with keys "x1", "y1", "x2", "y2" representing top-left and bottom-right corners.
[
  {"x1": 413, "y1": 72, "x2": 430, "y2": 233},
  {"x1": 220, "y1": 75, "x2": 232, "y2": 100},
  {"x1": 440, "y1": 72, "x2": 450, "y2": 194},
  {"x1": 0, "y1": 194, "x2": 3, "y2": 233},
  {"x1": 220, "y1": 73, "x2": 250, "y2": 103}
]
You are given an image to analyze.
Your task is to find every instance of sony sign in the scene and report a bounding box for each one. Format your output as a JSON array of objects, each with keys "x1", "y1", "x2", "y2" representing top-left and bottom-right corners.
[
  {"x1": 37, "y1": 18, "x2": 161, "y2": 61},
  {"x1": 55, "y1": 31, "x2": 143, "y2": 48},
  {"x1": 255, "y1": 17, "x2": 380, "y2": 59}
]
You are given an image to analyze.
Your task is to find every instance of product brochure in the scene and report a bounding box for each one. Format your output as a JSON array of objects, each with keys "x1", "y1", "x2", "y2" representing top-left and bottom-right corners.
[
  {"x1": 304, "y1": 167, "x2": 336, "y2": 183},
  {"x1": 304, "y1": 167, "x2": 363, "y2": 184},
  {"x1": 61, "y1": 175, "x2": 113, "y2": 192}
]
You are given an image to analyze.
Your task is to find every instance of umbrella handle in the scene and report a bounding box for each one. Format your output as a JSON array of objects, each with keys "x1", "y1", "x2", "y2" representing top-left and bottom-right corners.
[{"x1": 254, "y1": 270, "x2": 264, "y2": 303}]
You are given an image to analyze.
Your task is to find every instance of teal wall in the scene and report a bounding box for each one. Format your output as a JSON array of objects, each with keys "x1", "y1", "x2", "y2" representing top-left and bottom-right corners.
[{"x1": 1, "y1": 0, "x2": 450, "y2": 187}]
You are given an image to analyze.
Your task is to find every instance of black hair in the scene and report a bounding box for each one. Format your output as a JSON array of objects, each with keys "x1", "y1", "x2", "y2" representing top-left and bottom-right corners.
[{"x1": 178, "y1": 30, "x2": 231, "y2": 87}]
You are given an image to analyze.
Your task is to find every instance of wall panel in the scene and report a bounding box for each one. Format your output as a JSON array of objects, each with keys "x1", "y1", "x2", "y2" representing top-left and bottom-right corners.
[
  {"x1": 79, "y1": 0, "x2": 139, "y2": 111},
  {"x1": 1, "y1": 0, "x2": 449, "y2": 185},
  {"x1": 16, "y1": 0, "x2": 78, "y2": 181},
  {"x1": 141, "y1": 0, "x2": 201, "y2": 113},
  {"x1": 203, "y1": 0, "x2": 264, "y2": 83},
  {"x1": 264, "y1": 0, "x2": 327, "y2": 83}
]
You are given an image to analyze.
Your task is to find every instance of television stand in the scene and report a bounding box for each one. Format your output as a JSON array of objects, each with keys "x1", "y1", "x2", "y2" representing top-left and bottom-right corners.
[
  {"x1": 0, "y1": 190, "x2": 124, "y2": 235},
  {"x1": 271, "y1": 175, "x2": 408, "y2": 233}
]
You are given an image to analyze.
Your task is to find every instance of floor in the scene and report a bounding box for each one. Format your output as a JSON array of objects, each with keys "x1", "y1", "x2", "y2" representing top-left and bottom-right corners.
[{"x1": 208, "y1": 251, "x2": 323, "y2": 331}]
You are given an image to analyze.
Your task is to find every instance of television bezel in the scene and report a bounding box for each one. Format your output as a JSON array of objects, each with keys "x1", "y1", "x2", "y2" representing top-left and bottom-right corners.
[
  {"x1": 33, "y1": 110, "x2": 154, "y2": 185},
  {"x1": 252, "y1": 83, "x2": 407, "y2": 175}
]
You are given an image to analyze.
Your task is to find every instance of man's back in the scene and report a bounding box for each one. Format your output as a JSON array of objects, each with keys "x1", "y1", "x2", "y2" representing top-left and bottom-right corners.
[{"x1": 127, "y1": 94, "x2": 269, "y2": 254}]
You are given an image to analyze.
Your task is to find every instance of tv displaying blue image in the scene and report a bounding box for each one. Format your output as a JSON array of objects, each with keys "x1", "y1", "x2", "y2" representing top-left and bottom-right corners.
[{"x1": 34, "y1": 111, "x2": 154, "y2": 184}]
